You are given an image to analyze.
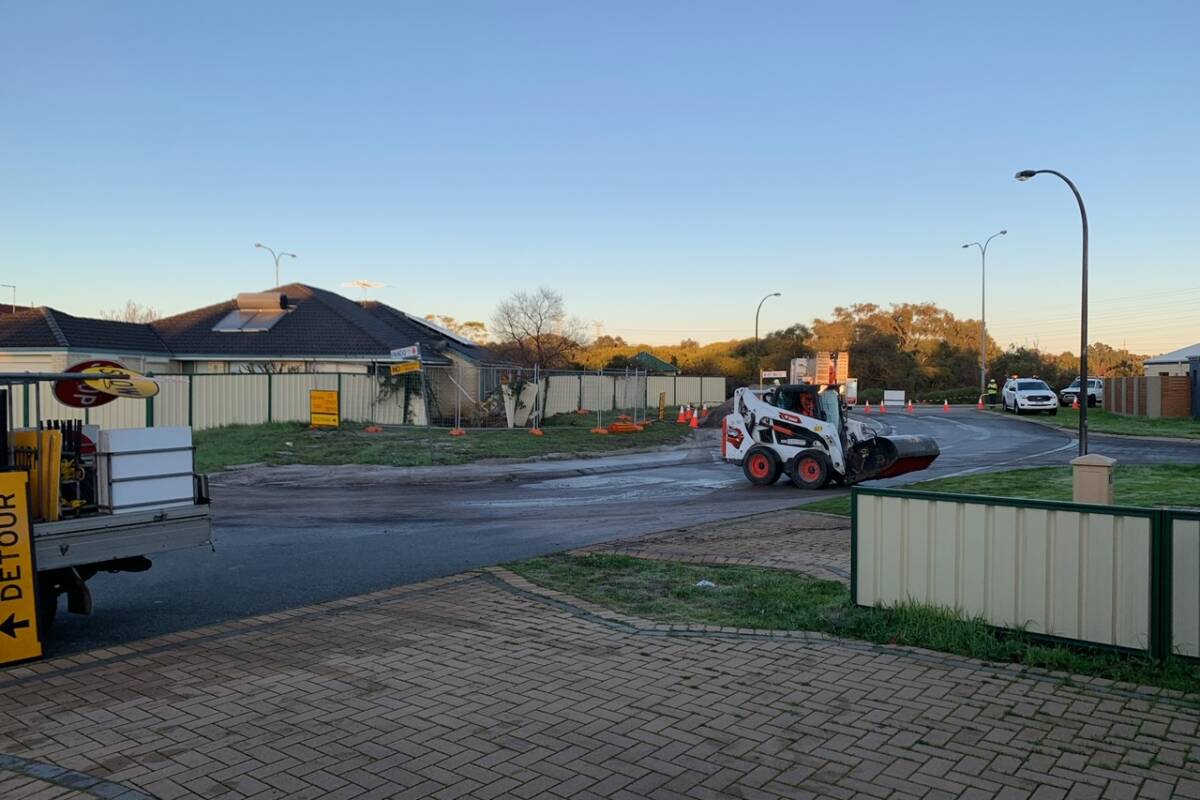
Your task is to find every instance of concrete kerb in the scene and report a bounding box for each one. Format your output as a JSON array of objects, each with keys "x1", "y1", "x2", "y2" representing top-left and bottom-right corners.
[
  {"x1": 211, "y1": 431, "x2": 718, "y2": 488},
  {"x1": 981, "y1": 407, "x2": 1200, "y2": 445}
]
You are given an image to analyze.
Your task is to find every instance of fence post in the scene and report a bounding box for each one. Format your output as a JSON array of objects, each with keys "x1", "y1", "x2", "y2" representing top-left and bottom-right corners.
[
  {"x1": 22, "y1": 383, "x2": 29, "y2": 427},
  {"x1": 145, "y1": 396, "x2": 154, "y2": 428},
  {"x1": 267, "y1": 372, "x2": 274, "y2": 423},
  {"x1": 188, "y1": 375, "x2": 194, "y2": 428},
  {"x1": 337, "y1": 373, "x2": 343, "y2": 422},
  {"x1": 1150, "y1": 509, "x2": 1173, "y2": 662}
]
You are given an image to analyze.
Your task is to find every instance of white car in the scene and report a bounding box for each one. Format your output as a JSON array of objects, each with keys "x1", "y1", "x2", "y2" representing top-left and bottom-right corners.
[
  {"x1": 1060, "y1": 377, "x2": 1104, "y2": 407},
  {"x1": 1002, "y1": 378, "x2": 1059, "y2": 415}
]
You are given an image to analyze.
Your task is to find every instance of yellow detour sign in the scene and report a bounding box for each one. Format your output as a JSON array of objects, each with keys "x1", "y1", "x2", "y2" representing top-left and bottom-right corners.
[
  {"x1": 81, "y1": 365, "x2": 161, "y2": 399},
  {"x1": 390, "y1": 361, "x2": 421, "y2": 376},
  {"x1": 0, "y1": 471, "x2": 41, "y2": 665},
  {"x1": 310, "y1": 389, "x2": 339, "y2": 428}
]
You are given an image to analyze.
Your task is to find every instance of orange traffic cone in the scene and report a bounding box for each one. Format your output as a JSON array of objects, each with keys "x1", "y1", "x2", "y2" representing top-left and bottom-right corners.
[
  {"x1": 676, "y1": 405, "x2": 686, "y2": 424},
  {"x1": 879, "y1": 401, "x2": 888, "y2": 414},
  {"x1": 1072, "y1": 397, "x2": 1080, "y2": 409},
  {"x1": 906, "y1": 400, "x2": 914, "y2": 413},
  {"x1": 976, "y1": 397, "x2": 985, "y2": 410},
  {"x1": 863, "y1": 401, "x2": 872, "y2": 414},
  {"x1": 699, "y1": 404, "x2": 708, "y2": 419},
  {"x1": 689, "y1": 410, "x2": 700, "y2": 429},
  {"x1": 530, "y1": 428, "x2": 544, "y2": 436},
  {"x1": 942, "y1": 399, "x2": 950, "y2": 412},
  {"x1": 449, "y1": 427, "x2": 466, "y2": 436}
]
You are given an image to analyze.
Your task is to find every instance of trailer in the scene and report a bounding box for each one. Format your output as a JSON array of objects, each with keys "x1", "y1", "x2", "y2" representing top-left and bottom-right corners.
[{"x1": 1, "y1": 371, "x2": 213, "y2": 636}]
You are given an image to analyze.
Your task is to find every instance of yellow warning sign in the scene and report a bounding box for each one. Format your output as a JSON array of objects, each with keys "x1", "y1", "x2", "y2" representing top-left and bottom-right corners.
[
  {"x1": 81, "y1": 365, "x2": 161, "y2": 399},
  {"x1": 310, "y1": 389, "x2": 339, "y2": 428},
  {"x1": 0, "y1": 471, "x2": 41, "y2": 665},
  {"x1": 389, "y1": 361, "x2": 421, "y2": 376}
]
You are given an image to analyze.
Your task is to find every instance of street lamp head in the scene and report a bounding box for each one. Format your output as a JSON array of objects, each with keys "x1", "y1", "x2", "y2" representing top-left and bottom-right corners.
[
  {"x1": 771, "y1": 292, "x2": 781, "y2": 298},
  {"x1": 1014, "y1": 170, "x2": 1037, "y2": 182},
  {"x1": 254, "y1": 242, "x2": 264, "y2": 248},
  {"x1": 999, "y1": 229, "x2": 1008, "y2": 235},
  {"x1": 961, "y1": 244, "x2": 970, "y2": 249},
  {"x1": 283, "y1": 252, "x2": 297, "y2": 259}
]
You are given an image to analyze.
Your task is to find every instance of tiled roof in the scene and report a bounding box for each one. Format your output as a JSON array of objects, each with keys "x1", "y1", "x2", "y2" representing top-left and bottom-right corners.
[
  {"x1": 0, "y1": 308, "x2": 170, "y2": 353},
  {"x1": 151, "y1": 284, "x2": 453, "y2": 363},
  {"x1": 360, "y1": 302, "x2": 490, "y2": 362},
  {"x1": 631, "y1": 350, "x2": 680, "y2": 374}
]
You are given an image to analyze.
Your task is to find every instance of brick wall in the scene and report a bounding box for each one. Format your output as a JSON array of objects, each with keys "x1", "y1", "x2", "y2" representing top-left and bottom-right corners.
[{"x1": 1105, "y1": 375, "x2": 1192, "y2": 419}]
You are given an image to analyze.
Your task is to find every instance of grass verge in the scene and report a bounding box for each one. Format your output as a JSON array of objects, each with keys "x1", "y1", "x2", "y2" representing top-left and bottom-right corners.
[
  {"x1": 991, "y1": 407, "x2": 1200, "y2": 439},
  {"x1": 195, "y1": 416, "x2": 693, "y2": 473},
  {"x1": 792, "y1": 463, "x2": 1200, "y2": 518},
  {"x1": 509, "y1": 553, "x2": 1200, "y2": 696}
]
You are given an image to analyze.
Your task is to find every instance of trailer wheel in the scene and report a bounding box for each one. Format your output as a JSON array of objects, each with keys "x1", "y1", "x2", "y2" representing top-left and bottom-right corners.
[
  {"x1": 742, "y1": 447, "x2": 781, "y2": 486},
  {"x1": 790, "y1": 450, "x2": 830, "y2": 490}
]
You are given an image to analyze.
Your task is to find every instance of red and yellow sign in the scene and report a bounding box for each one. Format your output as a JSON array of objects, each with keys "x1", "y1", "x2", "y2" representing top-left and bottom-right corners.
[
  {"x1": 0, "y1": 472, "x2": 41, "y2": 665},
  {"x1": 81, "y1": 365, "x2": 160, "y2": 399},
  {"x1": 53, "y1": 360, "x2": 121, "y2": 409},
  {"x1": 389, "y1": 361, "x2": 421, "y2": 376},
  {"x1": 310, "y1": 390, "x2": 339, "y2": 428}
]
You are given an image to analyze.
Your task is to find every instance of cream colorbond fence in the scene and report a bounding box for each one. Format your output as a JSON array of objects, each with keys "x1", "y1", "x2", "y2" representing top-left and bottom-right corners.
[
  {"x1": 9, "y1": 369, "x2": 723, "y2": 432},
  {"x1": 852, "y1": 488, "x2": 1198, "y2": 660}
]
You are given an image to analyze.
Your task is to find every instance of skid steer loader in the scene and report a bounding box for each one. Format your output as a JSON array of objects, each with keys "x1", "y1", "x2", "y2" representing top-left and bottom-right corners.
[{"x1": 722, "y1": 384, "x2": 939, "y2": 489}]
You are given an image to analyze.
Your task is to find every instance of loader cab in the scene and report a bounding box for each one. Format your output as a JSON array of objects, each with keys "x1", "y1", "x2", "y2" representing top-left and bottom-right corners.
[{"x1": 766, "y1": 384, "x2": 847, "y2": 441}]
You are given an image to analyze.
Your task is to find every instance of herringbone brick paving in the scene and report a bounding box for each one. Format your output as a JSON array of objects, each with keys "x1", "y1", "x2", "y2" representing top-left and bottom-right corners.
[{"x1": 1, "y1": 567, "x2": 1197, "y2": 799}]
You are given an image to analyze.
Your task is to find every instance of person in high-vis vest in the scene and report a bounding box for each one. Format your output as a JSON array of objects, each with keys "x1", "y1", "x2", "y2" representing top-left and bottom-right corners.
[{"x1": 986, "y1": 378, "x2": 999, "y2": 406}]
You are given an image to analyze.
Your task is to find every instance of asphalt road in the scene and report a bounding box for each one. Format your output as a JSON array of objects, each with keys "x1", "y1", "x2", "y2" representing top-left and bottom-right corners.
[{"x1": 43, "y1": 409, "x2": 1200, "y2": 655}]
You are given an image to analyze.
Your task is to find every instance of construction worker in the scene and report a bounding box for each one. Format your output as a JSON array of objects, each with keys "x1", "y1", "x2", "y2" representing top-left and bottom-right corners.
[{"x1": 986, "y1": 377, "x2": 998, "y2": 406}]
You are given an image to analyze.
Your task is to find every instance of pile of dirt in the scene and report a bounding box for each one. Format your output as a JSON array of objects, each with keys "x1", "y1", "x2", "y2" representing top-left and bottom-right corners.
[{"x1": 700, "y1": 398, "x2": 733, "y2": 427}]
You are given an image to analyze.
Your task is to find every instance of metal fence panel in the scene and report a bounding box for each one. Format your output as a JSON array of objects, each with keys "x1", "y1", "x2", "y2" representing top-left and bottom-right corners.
[
  {"x1": 854, "y1": 489, "x2": 1154, "y2": 652},
  {"x1": 192, "y1": 374, "x2": 269, "y2": 428},
  {"x1": 271, "y1": 374, "x2": 338, "y2": 422},
  {"x1": 579, "y1": 375, "x2": 613, "y2": 411},
  {"x1": 543, "y1": 375, "x2": 581, "y2": 417},
  {"x1": 675, "y1": 377, "x2": 702, "y2": 404},
  {"x1": 702, "y1": 377, "x2": 727, "y2": 404},
  {"x1": 647, "y1": 376, "x2": 675, "y2": 407},
  {"x1": 1172, "y1": 515, "x2": 1200, "y2": 658},
  {"x1": 156, "y1": 379, "x2": 190, "y2": 428}
]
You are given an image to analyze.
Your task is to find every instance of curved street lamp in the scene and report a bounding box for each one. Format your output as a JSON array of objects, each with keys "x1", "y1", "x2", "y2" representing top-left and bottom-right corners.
[
  {"x1": 962, "y1": 230, "x2": 1007, "y2": 403},
  {"x1": 1015, "y1": 169, "x2": 1089, "y2": 455},
  {"x1": 254, "y1": 243, "x2": 297, "y2": 288},
  {"x1": 754, "y1": 292, "x2": 782, "y2": 387}
]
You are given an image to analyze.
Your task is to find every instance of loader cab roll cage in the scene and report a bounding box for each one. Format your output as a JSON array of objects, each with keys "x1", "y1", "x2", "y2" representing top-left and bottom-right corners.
[{"x1": 761, "y1": 383, "x2": 848, "y2": 443}]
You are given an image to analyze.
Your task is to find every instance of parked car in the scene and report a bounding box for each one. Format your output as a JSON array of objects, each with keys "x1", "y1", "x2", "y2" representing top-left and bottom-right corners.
[
  {"x1": 1002, "y1": 378, "x2": 1058, "y2": 415},
  {"x1": 1060, "y1": 377, "x2": 1104, "y2": 407}
]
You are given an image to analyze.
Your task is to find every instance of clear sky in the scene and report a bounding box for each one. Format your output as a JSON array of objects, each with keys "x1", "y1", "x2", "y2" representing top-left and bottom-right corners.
[{"x1": 2, "y1": 1, "x2": 1197, "y2": 355}]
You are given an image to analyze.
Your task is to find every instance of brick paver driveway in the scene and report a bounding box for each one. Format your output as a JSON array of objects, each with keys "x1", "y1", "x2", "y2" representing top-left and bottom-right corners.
[{"x1": 1, "y1": 562, "x2": 1197, "y2": 800}]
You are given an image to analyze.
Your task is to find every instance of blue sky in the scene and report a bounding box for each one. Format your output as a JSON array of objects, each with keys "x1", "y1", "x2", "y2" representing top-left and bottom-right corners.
[{"x1": 2, "y1": 1, "x2": 1197, "y2": 354}]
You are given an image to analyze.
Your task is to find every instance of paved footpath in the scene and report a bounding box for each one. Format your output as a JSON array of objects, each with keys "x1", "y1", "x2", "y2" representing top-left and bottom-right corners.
[{"x1": 2, "y1": 526, "x2": 1199, "y2": 799}]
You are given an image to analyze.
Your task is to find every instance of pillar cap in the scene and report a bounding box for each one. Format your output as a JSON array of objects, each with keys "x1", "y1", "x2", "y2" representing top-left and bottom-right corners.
[{"x1": 1071, "y1": 453, "x2": 1117, "y2": 467}]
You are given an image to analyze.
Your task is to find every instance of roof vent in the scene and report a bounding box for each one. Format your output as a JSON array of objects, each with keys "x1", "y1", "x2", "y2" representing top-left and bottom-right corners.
[{"x1": 236, "y1": 292, "x2": 288, "y2": 310}]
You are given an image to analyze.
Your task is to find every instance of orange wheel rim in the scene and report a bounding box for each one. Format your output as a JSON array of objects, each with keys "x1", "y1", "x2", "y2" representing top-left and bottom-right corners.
[
  {"x1": 749, "y1": 455, "x2": 770, "y2": 478},
  {"x1": 800, "y1": 458, "x2": 820, "y2": 480}
]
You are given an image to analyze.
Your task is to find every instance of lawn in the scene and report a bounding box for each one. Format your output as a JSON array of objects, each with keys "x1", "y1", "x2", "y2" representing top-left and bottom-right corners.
[
  {"x1": 993, "y1": 407, "x2": 1200, "y2": 439},
  {"x1": 796, "y1": 463, "x2": 1200, "y2": 517},
  {"x1": 508, "y1": 553, "x2": 1200, "y2": 695},
  {"x1": 194, "y1": 413, "x2": 694, "y2": 473}
]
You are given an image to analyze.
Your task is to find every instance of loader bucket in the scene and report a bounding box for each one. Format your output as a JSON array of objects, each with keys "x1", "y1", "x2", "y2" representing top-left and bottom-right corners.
[{"x1": 848, "y1": 434, "x2": 940, "y2": 483}]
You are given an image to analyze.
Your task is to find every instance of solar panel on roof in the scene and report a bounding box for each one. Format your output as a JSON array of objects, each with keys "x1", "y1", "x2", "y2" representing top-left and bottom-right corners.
[
  {"x1": 212, "y1": 310, "x2": 257, "y2": 332},
  {"x1": 241, "y1": 311, "x2": 287, "y2": 332}
]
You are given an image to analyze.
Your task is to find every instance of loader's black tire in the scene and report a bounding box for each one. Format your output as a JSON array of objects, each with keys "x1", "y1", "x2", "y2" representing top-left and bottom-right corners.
[
  {"x1": 742, "y1": 447, "x2": 781, "y2": 486},
  {"x1": 790, "y1": 450, "x2": 830, "y2": 490}
]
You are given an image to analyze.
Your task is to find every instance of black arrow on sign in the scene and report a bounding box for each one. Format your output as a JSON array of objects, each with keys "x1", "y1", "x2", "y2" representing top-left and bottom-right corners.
[{"x1": 0, "y1": 613, "x2": 31, "y2": 639}]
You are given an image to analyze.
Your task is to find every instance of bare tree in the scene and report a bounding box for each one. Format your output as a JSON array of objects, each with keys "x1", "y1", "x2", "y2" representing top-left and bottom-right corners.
[
  {"x1": 100, "y1": 300, "x2": 160, "y2": 323},
  {"x1": 490, "y1": 288, "x2": 587, "y2": 368}
]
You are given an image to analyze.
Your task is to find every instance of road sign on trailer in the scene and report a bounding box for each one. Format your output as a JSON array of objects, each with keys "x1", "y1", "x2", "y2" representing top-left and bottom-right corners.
[
  {"x1": 80, "y1": 364, "x2": 161, "y2": 399},
  {"x1": 0, "y1": 472, "x2": 41, "y2": 665},
  {"x1": 54, "y1": 360, "x2": 121, "y2": 408},
  {"x1": 390, "y1": 361, "x2": 422, "y2": 376},
  {"x1": 390, "y1": 345, "x2": 420, "y2": 360},
  {"x1": 761, "y1": 370, "x2": 787, "y2": 379},
  {"x1": 310, "y1": 389, "x2": 339, "y2": 428}
]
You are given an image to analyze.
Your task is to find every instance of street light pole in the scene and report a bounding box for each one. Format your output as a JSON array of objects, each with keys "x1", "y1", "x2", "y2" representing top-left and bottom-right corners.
[
  {"x1": 962, "y1": 230, "x2": 1007, "y2": 402},
  {"x1": 754, "y1": 292, "x2": 781, "y2": 387},
  {"x1": 1015, "y1": 169, "x2": 1089, "y2": 455},
  {"x1": 254, "y1": 243, "x2": 297, "y2": 288}
]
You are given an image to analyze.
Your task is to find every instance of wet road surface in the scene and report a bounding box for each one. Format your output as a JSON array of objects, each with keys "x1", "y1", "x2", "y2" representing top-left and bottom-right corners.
[{"x1": 44, "y1": 409, "x2": 1200, "y2": 655}]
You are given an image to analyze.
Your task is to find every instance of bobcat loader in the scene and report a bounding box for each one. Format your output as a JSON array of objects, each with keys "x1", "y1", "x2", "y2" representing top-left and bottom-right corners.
[{"x1": 722, "y1": 383, "x2": 939, "y2": 489}]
